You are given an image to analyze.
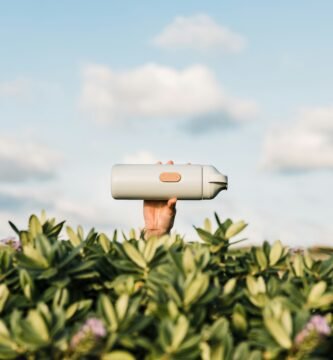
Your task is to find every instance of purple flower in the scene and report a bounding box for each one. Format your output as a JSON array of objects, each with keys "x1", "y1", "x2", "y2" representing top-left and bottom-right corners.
[
  {"x1": 308, "y1": 315, "x2": 331, "y2": 336},
  {"x1": 82, "y1": 318, "x2": 107, "y2": 338},
  {"x1": 0, "y1": 236, "x2": 21, "y2": 251},
  {"x1": 70, "y1": 317, "x2": 106, "y2": 349},
  {"x1": 295, "y1": 315, "x2": 331, "y2": 345}
]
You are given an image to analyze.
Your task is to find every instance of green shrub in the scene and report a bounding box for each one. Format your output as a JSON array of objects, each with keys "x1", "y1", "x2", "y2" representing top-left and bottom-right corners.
[{"x1": 0, "y1": 212, "x2": 332, "y2": 359}]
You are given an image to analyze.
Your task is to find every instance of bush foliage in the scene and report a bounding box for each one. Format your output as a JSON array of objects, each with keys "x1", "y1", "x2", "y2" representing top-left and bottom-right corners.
[{"x1": 0, "y1": 212, "x2": 332, "y2": 359}]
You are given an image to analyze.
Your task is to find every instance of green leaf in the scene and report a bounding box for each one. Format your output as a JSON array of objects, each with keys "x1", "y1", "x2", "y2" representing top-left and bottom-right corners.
[
  {"x1": 0, "y1": 334, "x2": 18, "y2": 353},
  {"x1": 200, "y1": 342, "x2": 211, "y2": 360},
  {"x1": 183, "y1": 247, "x2": 196, "y2": 274},
  {"x1": 281, "y1": 309, "x2": 292, "y2": 336},
  {"x1": 8, "y1": 221, "x2": 20, "y2": 236},
  {"x1": 66, "y1": 226, "x2": 81, "y2": 247},
  {"x1": 209, "y1": 318, "x2": 229, "y2": 340},
  {"x1": 232, "y1": 308, "x2": 247, "y2": 333},
  {"x1": 255, "y1": 248, "x2": 267, "y2": 270},
  {"x1": 224, "y1": 278, "x2": 237, "y2": 295},
  {"x1": 248, "y1": 350, "x2": 262, "y2": 360},
  {"x1": 264, "y1": 317, "x2": 292, "y2": 349},
  {"x1": 26, "y1": 309, "x2": 49, "y2": 342},
  {"x1": 35, "y1": 234, "x2": 52, "y2": 261},
  {"x1": 40, "y1": 209, "x2": 47, "y2": 225},
  {"x1": 100, "y1": 295, "x2": 118, "y2": 331},
  {"x1": 194, "y1": 227, "x2": 223, "y2": 245},
  {"x1": 0, "y1": 285, "x2": 9, "y2": 313},
  {"x1": 246, "y1": 276, "x2": 259, "y2": 296},
  {"x1": 19, "y1": 269, "x2": 35, "y2": 300},
  {"x1": 0, "y1": 320, "x2": 10, "y2": 337},
  {"x1": 203, "y1": 218, "x2": 212, "y2": 233},
  {"x1": 311, "y1": 293, "x2": 333, "y2": 308},
  {"x1": 67, "y1": 260, "x2": 96, "y2": 274},
  {"x1": 46, "y1": 220, "x2": 65, "y2": 237},
  {"x1": 116, "y1": 294, "x2": 129, "y2": 321},
  {"x1": 65, "y1": 300, "x2": 92, "y2": 320},
  {"x1": 303, "y1": 250, "x2": 314, "y2": 269},
  {"x1": 23, "y1": 245, "x2": 49, "y2": 268},
  {"x1": 225, "y1": 221, "x2": 247, "y2": 239},
  {"x1": 57, "y1": 244, "x2": 83, "y2": 269},
  {"x1": 233, "y1": 342, "x2": 250, "y2": 360},
  {"x1": 123, "y1": 241, "x2": 146, "y2": 268},
  {"x1": 293, "y1": 254, "x2": 304, "y2": 277},
  {"x1": 214, "y1": 212, "x2": 223, "y2": 228},
  {"x1": 269, "y1": 240, "x2": 283, "y2": 266},
  {"x1": 102, "y1": 351, "x2": 135, "y2": 360},
  {"x1": 19, "y1": 230, "x2": 32, "y2": 246},
  {"x1": 143, "y1": 237, "x2": 159, "y2": 263},
  {"x1": 53, "y1": 288, "x2": 69, "y2": 308},
  {"x1": 29, "y1": 214, "x2": 43, "y2": 238},
  {"x1": 184, "y1": 273, "x2": 209, "y2": 306},
  {"x1": 257, "y1": 277, "x2": 266, "y2": 294},
  {"x1": 195, "y1": 227, "x2": 213, "y2": 243},
  {"x1": 98, "y1": 233, "x2": 111, "y2": 253},
  {"x1": 308, "y1": 281, "x2": 327, "y2": 304},
  {"x1": 77, "y1": 225, "x2": 84, "y2": 241},
  {"x1": 171, "y1": 315, "x2": 188, "y2": 350}
]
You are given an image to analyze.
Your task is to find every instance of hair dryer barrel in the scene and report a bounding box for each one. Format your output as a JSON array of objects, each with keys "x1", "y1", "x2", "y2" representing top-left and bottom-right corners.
[{"x1": 111, "y1": 164, "x2": 228, "y2": 200}]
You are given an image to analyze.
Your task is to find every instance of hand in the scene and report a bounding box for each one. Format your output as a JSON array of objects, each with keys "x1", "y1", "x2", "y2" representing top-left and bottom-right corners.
[{"x1": 143, "y1": 160, "x2": 177, "y2": 239}]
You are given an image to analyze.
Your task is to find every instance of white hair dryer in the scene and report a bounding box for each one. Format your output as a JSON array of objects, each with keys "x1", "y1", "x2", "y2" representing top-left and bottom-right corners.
[{"x1": 111, "y1": 164, "x2": 228, "y2": 200}]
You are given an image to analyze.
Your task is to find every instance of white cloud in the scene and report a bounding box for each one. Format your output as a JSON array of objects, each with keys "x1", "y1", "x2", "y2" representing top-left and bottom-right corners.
[
  {"x1": 261, "y1": 106, "x2": 333, "y2": 172},
  {"x1": 0, "y1": 78, "x2": 62, "y2": 102},
  {"x1": 79, "y1": 63, "x2": 258, "y2": 123},
  {"x1": 0, "y1": 184, "x2": 115, "y2": 237},
  {"x1": 0, "y1": 78, "x2": 30, "y2": 97},
  {"x1": 300, "y1": 107, "x2": 333, "y2": 133},
  {"x1": 153, "y1": 14, "x2": 246, "y2": 53},
  {"x1": 0, "y1": 136, "x2": 61, "y2": 182},
  {"x1": 52, "y1": 198, "x2": 112, "y2": 229},
  {"x1": 175, "y1": 197, "x2": 333, "y2": 247},
  {"x1": 122, "y1": 150, "x2": 158, "y2": 164},
  {"x1": 1, "y1": 182, "x2": 331, "y2": 248}
]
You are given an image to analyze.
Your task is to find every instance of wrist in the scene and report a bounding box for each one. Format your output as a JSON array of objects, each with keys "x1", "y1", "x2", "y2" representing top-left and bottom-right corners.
[{"x1": 143, "y1": 227, "x2": 169, "y2": 239}]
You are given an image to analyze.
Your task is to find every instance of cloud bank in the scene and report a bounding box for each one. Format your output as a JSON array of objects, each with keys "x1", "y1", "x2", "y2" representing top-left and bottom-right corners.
[
  {"x1": 0, "y1": 78, "x2": 30, "y2": 98},
  {"x1": 261, "y1": 106, "x2": 333, "y2": 172},
  {"x1": 152, "y1": 14, "x2": 246, "y2": 53},
  {"x1": 0, "y1": 136, "x2": 61, "y2": 182},
  {"x1": 80, "y1": 63, "x2": 258, "y2": 124},
  {"x1": 122, "y1": 150, "x2": 158, "y2": 164}
]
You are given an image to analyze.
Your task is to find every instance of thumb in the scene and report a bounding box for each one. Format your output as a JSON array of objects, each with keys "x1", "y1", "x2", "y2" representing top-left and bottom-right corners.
[{"x1": 167, "y1": 197, "x2": 177, "y2": 209}]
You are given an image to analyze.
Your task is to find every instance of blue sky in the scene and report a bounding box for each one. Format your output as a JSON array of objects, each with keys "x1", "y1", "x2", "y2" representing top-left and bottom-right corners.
[{"x1": 0, "y1": 0, "x2": 332, "y2": 246}]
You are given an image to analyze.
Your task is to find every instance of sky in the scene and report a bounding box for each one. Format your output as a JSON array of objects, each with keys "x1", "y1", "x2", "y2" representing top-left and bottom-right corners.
[{"x1": 0, "y1": 0, "x2": 332, "y2": 246}]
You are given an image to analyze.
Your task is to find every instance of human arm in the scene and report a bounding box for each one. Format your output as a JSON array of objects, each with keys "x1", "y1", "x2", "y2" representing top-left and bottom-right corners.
[{"x1": 143, "y1": 160, "x2": 177, "y2": 239}]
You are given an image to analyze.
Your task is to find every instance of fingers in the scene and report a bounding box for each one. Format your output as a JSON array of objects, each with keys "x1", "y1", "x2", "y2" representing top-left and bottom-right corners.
[
  {"x1": 156, "y1": 160, "x2": 174, "y2": 165},
  {"x1": 167, "y1": 197, "x2": 177, "y2": 209}
]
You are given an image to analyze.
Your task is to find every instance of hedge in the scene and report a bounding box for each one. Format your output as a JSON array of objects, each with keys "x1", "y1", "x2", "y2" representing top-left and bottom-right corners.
[{"x1": 0, "y1": 212, "x2": 332, "y2": 359}]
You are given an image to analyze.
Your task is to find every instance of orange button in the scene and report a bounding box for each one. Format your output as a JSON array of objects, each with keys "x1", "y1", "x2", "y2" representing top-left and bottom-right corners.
[{"x1": 159, "y1": 172, "x2": 182, "y2": 182}]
